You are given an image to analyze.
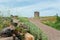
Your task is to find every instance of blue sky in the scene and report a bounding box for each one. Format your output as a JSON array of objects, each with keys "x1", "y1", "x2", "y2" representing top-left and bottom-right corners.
[{"x1": 0, "y1": 0, "x2": 60, "y2": 17}]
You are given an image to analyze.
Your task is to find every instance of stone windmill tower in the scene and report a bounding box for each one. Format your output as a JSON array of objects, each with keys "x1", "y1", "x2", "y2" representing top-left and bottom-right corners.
[{"x1": 34, "y1": 11, "x2": 40, "y2": 18}]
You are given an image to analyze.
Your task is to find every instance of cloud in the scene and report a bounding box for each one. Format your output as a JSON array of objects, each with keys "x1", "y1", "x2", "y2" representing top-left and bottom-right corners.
[
  {"x1": 0, "y1": 0, "x2": 60, "y2": 17},
  {"x1": 0, "y1": 0, "x2": 41, "y2": 8},
  {"x1": 13, "y1": 0, "x2": 60, "y2": 17},
  {"x1": 16, "y1": 0, "x2": 27, "y2": 1},
  {"x1": 0, "y1": 0, "x2": 11, "y2": 3},
  {"x1": 0, "y1": 0, "x2": 60, "y2": 8}
]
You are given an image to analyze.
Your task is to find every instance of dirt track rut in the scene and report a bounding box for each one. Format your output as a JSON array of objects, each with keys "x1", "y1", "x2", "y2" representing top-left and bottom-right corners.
[{"x1": 29, "y1": 18, "x2": 60, "y2": 40}]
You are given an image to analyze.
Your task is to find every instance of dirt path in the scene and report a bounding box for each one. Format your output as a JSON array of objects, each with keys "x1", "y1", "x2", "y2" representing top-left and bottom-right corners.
[{"x1": 29, "y1": 18, "x2": 60, "y2": 40}]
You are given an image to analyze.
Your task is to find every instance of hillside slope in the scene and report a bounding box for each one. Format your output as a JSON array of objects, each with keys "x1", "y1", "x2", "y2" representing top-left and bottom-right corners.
[{"x1": 29, "y1": 18, "x2": 60, "y2": 40}]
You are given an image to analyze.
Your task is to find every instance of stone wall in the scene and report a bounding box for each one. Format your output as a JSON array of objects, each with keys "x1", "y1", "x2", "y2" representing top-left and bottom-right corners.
[{"x1": 34, "y1": 11, "x2": 39, "y2": 17}]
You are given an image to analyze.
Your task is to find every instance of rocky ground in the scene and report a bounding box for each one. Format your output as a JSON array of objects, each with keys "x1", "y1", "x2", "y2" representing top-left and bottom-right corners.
[{"x1": 0, "y1": 37, "x2": 13, "y2": 40}]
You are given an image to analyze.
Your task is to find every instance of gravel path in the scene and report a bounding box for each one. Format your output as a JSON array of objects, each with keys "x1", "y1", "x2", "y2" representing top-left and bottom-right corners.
[{"x1": 29, "y1": 18, "x2": 60, "y2": 40}]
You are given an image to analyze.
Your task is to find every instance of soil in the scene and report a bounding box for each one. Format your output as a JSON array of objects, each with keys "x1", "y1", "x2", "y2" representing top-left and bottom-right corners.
[{"x1": 29, "y1": 18, "x2": 60, "y2": 40}]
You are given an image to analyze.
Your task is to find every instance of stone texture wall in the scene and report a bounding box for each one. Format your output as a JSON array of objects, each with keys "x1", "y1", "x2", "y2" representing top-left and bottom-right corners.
[{"x1": 34, "y1": 11, "x2": 39, "y2": 17}]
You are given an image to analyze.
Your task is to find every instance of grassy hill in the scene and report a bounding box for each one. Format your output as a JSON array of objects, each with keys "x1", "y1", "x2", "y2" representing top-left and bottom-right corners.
[
  {"x1": 0, "y1": 16, "x2": 48, "y2": 40},
  {"x1": 40, "y1": 16, "x2": 60, "y2": 30}
]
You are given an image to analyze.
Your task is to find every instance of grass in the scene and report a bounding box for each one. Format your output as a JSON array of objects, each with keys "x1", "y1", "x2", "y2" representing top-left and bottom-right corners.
[
  {"x1": 42, "y1": 20, "x2": 60, "y2": 30},
  {"x1": 0, "y1": 17, "x2": 48, "y2": 40},
  {"x1": 41, "y1": 15, "x2": 60, "y2": 30},
  {"x1": 24, "y1": 22, "x2": 48, "y2": 40},
  {"x1": 43, "y1": 14, "x2": 60, "y2": 30},
  {"x1": 19, "y1": 17, "x2": 48, "y2": 40}
]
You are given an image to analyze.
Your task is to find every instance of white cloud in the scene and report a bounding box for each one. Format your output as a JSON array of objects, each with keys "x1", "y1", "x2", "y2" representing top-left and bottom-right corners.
[
  {"x1": 16, "y1": 0, "x2": 30, "y2": 2},
  {"x1": 0, "y1": 0, "x2": 11, "y2": 2},
  {"x1": 0, "y1": 0, "x2": 60, "y2": 17},
  {"x1": 12, "y1": 0, "x2": 60, "y2": 17},
  {"x1": 0, "y1": 0, "x2": 32, "y2": 3}
]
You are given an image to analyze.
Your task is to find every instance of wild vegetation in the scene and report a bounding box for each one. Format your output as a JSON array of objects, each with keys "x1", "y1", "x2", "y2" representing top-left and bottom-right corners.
[
  {"x1": 41, "y1": 14, "x2": 60, "y2": 30},
  {"x1": 19, "y1": 17, "x2": 48, "y2": 40},
  {"x1": 0, "y1": 16, "x2": 48, "y2": 40}
]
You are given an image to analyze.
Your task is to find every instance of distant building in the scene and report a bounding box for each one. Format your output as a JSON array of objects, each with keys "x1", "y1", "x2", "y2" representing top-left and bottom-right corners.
[{"x1": 34, "y1": 11, "x2": 39, "y2": 17}]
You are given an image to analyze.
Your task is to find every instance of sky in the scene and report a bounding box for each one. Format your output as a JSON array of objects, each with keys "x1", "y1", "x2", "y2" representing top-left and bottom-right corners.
[{"x1": 0, "y1": 0, "x2": 60, "y2": 17}]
